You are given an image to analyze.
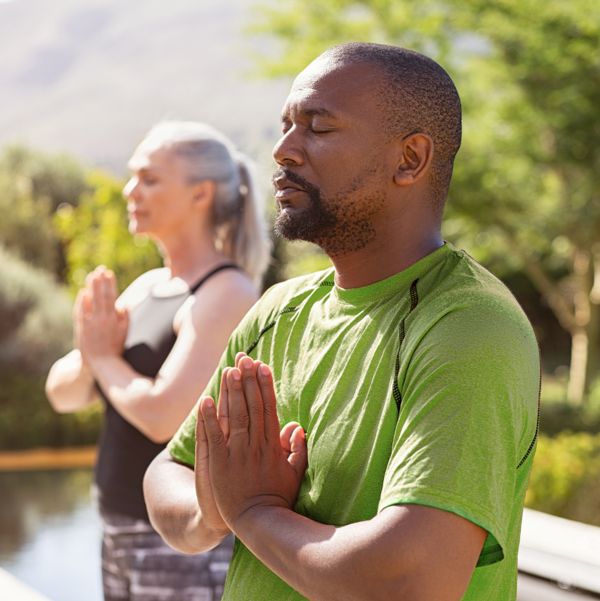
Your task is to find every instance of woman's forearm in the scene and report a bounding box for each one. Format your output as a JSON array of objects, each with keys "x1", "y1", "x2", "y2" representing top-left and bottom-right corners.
[
  {"x1": 89, "y1": 355, "x2": 175, "y2": 442},
  {"x1": 45, "y1": 349, "x2": 97, "y2": 413}
]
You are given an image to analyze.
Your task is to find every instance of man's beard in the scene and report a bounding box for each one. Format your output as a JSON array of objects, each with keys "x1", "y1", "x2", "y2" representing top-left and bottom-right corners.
[
  {"x1": 272, "y1": 167, "x2": 384, "y2": 256},
  {"x1": 273, "y1": 169, "x2": 337, "y2": 243}
]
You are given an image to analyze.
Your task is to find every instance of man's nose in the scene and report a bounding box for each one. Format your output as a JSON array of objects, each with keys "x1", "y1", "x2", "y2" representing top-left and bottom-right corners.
[{"x1": 272, "y1": 127, "x2": 304, "y2": 167}]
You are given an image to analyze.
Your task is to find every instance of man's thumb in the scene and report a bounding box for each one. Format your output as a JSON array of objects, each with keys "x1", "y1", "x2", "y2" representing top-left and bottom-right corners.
[{"x1": 287, "y1": 426, "x2": 307, "y2": 477}]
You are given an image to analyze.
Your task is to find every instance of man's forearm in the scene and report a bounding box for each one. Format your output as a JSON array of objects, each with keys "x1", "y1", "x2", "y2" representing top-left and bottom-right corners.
[
  {"x1": 144, "y1": 451, "x2": 229, "y2": 554},
  {"x1": 230, "y1": 505, "x2": 404, "y2": 601},
  {"x1": 230, "y1": 503, "x2": 481, "y2": 601}
]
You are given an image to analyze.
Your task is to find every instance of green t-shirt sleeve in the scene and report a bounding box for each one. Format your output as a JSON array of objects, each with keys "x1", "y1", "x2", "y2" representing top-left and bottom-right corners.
[{"x1": 378, "y1": 296, "x2": 539, "y2": 566}]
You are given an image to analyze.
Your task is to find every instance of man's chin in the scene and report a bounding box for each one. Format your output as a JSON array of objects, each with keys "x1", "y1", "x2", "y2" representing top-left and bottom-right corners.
[
  {"x1": 274, "y1": 213, "x2": 315, "y2": 243},
  {"x1": 274, "y1": 208, "x2": 335, "y2": 244}
]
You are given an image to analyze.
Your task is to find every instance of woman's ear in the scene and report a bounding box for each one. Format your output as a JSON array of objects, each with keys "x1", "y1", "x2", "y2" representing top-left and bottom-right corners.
[
  {"x1": 393, "y1": 133, "x2": 434, "y2": 187},
  {"x1": 191, "y1": 180, "x2": 216, "y2": 206}
]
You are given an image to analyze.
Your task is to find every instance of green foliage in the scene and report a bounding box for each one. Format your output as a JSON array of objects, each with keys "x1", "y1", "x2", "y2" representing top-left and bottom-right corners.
[
  {"x1": 280, "y1": 241, "x2": 332, "y2": 280},
  {"x1": 0, "y1": 145, "x2": 88, "y2": 212},
  {"x1": 0, "y1": 246, "x2": 102, "y2": 450},
  {"x1": 0, "y1": 370, "x2": 101, "y2": 450},
  {"x1": 55, "y1": 170, "x2": 161, "y2": 295},
  {"x1": 526, "y1": 432, "x2": 600, "y2": 526},
  {"x1": 252, "y1": 0, "x2": 600, "y2": 254},
  {"x1": 539, "y1": 375, "x2": 600, "y2": 435},
  {"x1": 250, "y1": 0, "x2": 600, "y2": 397},
  {"x1": 0, "y1": 146, "x2": 88, "y2": 276},
  {"x1": 0, "y1": 245, "x2": 72, "y2": 371}
]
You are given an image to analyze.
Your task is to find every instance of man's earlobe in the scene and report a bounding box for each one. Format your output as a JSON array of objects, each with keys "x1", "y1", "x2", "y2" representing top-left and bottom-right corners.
[{"x1": 393, "y1": 133, "x2": 433, "y2": 186}]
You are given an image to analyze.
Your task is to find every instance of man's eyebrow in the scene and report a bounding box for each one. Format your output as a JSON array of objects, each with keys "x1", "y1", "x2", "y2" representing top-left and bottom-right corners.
[{"x1": 281, "y1": 107, "x2": 338, "y2": 121}]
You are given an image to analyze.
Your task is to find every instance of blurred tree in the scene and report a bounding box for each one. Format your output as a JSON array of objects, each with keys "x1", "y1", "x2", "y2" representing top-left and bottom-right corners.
[
  {"x1": 0, "y1": 146, "x2": 89, "y2": 277},
  {"x1": 55, "y1": 170, "x2": 162, "y2": 295},
  {"x1": 251, "y1": 0, "x2": 600, "y2": 403},
  {"x1": 0, "y1": 244, "x2": 71, "y2": 369},
  {"x1": 0, "y1": 244, "x2": 101, "y2": 451}
]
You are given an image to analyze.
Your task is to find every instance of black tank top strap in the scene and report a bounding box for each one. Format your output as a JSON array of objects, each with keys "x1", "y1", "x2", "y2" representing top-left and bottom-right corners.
[{"x1": 188, "y1": 263, "x2": 240, "y2": 295}]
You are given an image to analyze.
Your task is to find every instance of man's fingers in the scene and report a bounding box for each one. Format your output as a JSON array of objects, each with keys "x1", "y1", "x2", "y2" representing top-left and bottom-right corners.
[
  {"x1": 279, "y1": 421, "x2": 300, "y2": 455},
  {"x1": 195, "y1": 400, "x2": 209, "y2": 466},
  {"x1": 239, "y1": 356, "x2": 264, "y2": 443},
  {"x1": 227, "y1": 367, "x2": 249, "y2": 440},
  {"x1": 199, "y1": 396, "x2": 227, "y2": 454},
  {"x1": 194, "y1": 400, "x2": 219, "y2": 512},
  {"x1": 258, "y1": 363, "x2": 281, "y2": 442},
  {"x1": 217, "y1": 368, "x2": 230, "y2": 441},
  {"x1": 287, "y1": 425, "x2": 308, "y2": 478}
]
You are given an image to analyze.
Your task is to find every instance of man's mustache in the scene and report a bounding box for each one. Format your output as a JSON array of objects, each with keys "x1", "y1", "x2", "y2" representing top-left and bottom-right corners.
[{"x1": 272, "y1": 169, "x2": 318, "y2": 195}]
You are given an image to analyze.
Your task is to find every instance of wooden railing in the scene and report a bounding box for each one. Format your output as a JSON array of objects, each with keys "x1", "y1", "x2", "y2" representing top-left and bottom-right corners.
[
  {"x1": 0, "y1": 569, "x2": 50, "y2": 601},
  {"x1": 519, "y1": 508, "x2": 600, "y2": 594}
]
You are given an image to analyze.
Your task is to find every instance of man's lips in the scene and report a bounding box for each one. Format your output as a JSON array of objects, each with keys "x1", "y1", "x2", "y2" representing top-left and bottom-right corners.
[
  {"x1": 274, "y1": 187, "x2": 307, "y2": 201},
  {"x1": 273, "y1": 177, "x2": 307, "y2": 202}
]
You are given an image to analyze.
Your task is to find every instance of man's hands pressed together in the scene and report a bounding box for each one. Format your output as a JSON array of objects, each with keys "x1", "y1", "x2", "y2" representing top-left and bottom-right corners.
[{"x1": 195, "y1": 353, "x2": 307, "y2": 532}]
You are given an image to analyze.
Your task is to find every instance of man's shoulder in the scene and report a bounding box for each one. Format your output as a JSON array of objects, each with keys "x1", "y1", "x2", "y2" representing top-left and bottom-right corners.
[
  {"x1": 425, "y1": 246, "x2": 526, "y2": 315},
  {"x1": 258, "y1": 267, "x2": 335, "y2": 313},
  {"x1": 413, "y1": 245, "x2": 536, "y2": 347}
]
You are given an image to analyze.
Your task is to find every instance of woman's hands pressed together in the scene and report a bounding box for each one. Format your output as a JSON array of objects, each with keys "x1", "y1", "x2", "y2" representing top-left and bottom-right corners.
[{"x1": 75, "y1": 266, "x2": 129, "y2": 368}]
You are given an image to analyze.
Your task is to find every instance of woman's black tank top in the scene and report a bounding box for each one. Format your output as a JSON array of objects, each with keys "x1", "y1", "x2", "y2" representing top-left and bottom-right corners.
[{"x1": 95, "y1": 263, "x2": 238, "y2": 521}]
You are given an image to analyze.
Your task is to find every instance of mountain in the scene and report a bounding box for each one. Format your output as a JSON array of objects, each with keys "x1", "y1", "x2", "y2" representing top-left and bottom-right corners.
[{"x1": 0, "y1": 0, "x2": 292, "y2": 174}]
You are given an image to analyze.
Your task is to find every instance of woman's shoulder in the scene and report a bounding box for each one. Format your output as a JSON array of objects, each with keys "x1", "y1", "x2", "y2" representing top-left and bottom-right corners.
[
  {"x1": 117, "y1": 268, "x2": 169, "y2": 308},
  {"x1": 184, "y1": 267, "x2": 258, "y2": 319}
]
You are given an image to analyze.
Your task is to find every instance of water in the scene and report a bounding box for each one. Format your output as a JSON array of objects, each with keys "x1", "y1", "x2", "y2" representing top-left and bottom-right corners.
[{"x1": 0, "y1": 468, "x2": 102, "y2": 601}]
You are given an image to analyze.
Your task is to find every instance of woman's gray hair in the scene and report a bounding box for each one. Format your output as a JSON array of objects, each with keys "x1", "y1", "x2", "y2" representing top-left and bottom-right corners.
[{"x1": 134, "y1": 121, "x2": 271, "y2": 285}]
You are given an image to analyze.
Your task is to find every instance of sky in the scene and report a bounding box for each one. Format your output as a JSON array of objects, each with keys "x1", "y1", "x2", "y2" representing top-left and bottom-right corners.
[{"x1": 0, "y1": 0, "x2": 291, "y2": 174}]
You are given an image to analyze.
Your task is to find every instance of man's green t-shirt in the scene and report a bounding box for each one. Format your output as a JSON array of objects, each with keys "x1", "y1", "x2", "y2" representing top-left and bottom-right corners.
[{"x1": 169, "y1": 243, "x2": 540, "y2": 600}]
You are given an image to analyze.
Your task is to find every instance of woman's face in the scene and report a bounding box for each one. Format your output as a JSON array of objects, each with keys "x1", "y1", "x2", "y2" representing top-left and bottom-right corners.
[{"x1": 123, "y1": 146, "x2": 198, "y2": 239}]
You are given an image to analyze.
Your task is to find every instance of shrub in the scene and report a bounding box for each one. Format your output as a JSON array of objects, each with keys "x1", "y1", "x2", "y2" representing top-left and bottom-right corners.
[
  {"x1": 0, "y1": 247, "x2": 102, "y2": 450},
  {"x1": 55, "y1": 170, "x2": 161, "y2": 295},
  {"x1": 538, "y1": 374, "x2": 600, "y2": 435},
  {"x1": 525, "y1": 432, "x2": 600, "y2": 526}
]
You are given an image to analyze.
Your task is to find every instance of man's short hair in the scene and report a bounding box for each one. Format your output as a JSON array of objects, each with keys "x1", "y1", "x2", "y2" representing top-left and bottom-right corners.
[{"x1": 323, "y1": 43, "x2": 462, "y2": 205}]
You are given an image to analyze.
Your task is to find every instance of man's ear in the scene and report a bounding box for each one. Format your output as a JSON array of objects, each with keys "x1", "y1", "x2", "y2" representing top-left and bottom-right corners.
[
  {"x1": 192, "y1": 180, "x2": 216, "y2": 206},
  {"x1": 393, "y1": 133, "x2": 434, "y2": 187}
]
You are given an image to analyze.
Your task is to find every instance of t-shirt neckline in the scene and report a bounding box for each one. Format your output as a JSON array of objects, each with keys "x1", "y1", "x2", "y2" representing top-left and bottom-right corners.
[{"x1": 332, "y1": 243, "x2": 452, "y2": 305}]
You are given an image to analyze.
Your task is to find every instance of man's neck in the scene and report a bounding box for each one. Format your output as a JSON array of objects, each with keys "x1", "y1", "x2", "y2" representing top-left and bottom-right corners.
[{"x1": 330, "y1": 232, "x2": 443, "y2": 289}]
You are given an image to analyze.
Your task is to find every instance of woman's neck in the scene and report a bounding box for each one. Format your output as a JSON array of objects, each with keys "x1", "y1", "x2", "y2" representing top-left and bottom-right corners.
[{"x1": 158, "y1": 230, "x2": 228, "y2": 283}]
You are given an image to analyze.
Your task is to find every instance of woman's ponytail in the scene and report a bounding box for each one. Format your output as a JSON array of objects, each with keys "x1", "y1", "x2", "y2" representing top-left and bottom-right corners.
[{"x1": 224, "y1": 154, "x2": 271, "y2": 286}]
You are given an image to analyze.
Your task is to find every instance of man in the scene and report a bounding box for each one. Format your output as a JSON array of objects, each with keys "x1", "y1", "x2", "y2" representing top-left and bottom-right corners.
[{"x1": 144, "y1": 42, "x2": 540, "y2": 600}]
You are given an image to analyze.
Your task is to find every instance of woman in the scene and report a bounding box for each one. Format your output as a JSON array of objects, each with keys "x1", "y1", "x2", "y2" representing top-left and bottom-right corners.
[{"x1": 45, "y1": 121, "x2": 271, "y2": 601}]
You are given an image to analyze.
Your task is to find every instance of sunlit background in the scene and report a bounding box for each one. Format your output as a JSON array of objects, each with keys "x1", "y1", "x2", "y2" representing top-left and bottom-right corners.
[{"x1": 1, "y1": 0, "x2": 599, "y2": 599}]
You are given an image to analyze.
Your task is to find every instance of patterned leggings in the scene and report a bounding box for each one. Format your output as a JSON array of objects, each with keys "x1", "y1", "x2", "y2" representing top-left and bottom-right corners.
[{"x1": 101, "y1": 511, "x2": 234, "y2": 601}]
